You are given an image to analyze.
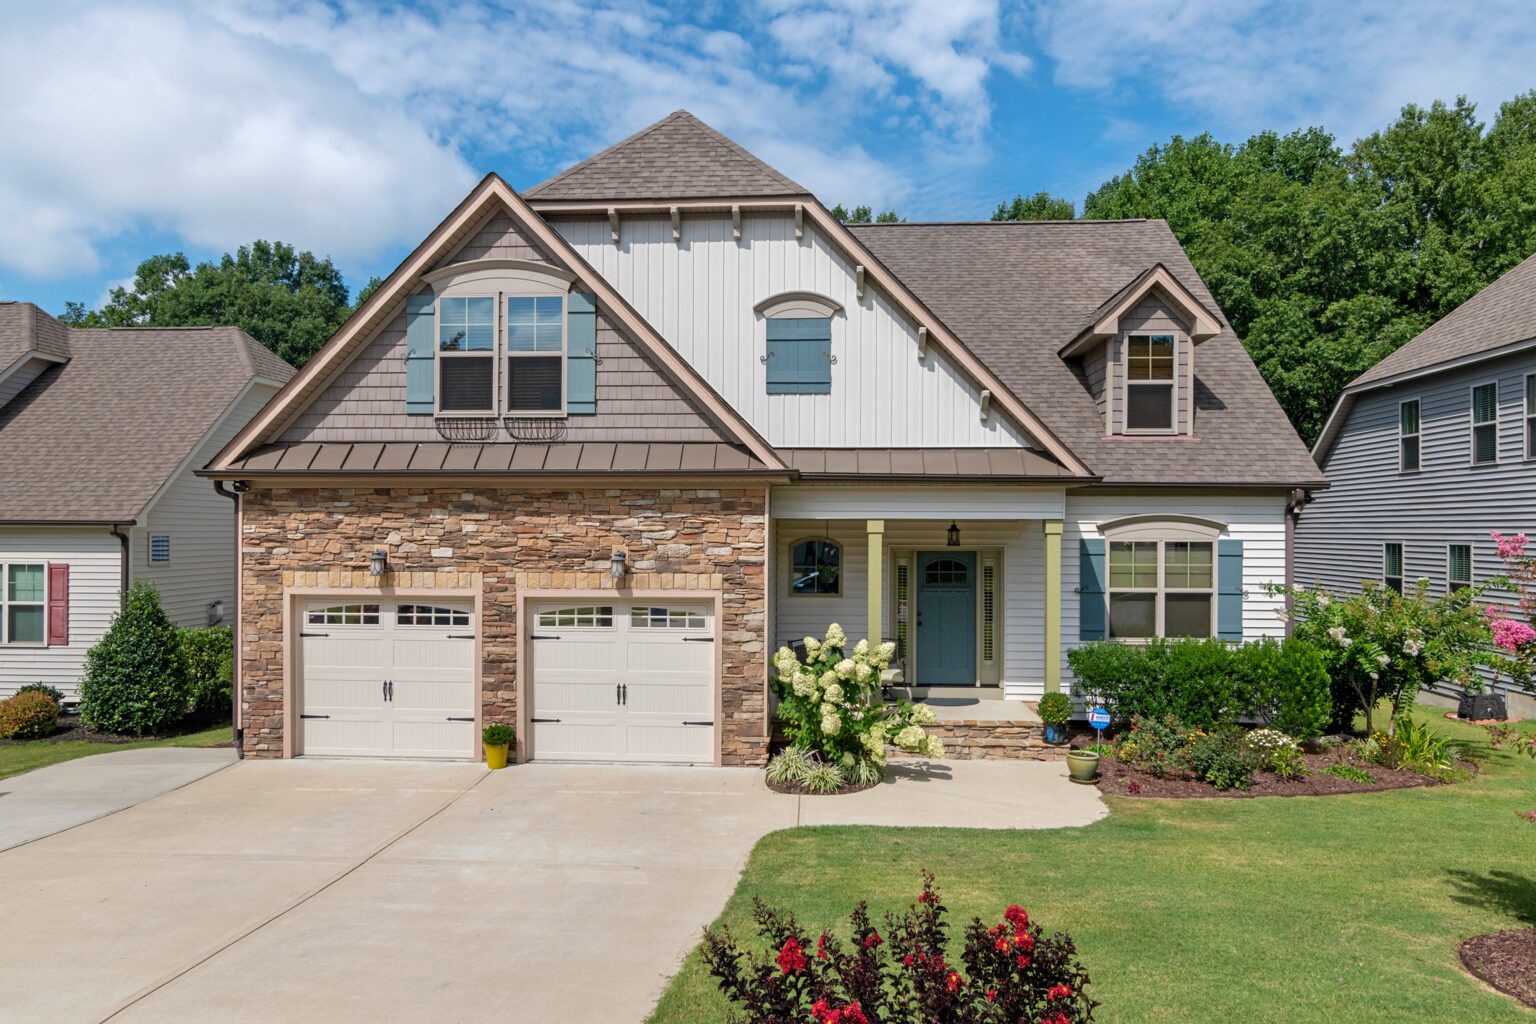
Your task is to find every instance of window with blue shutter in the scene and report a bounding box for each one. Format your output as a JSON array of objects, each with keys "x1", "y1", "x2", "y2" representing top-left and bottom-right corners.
[
  {"x1": 765, "y1": 317, "x2": 832, "y2": 394},
  {"x1": 404, "y1": 293, "x2": 436, "y2": 415},
  {"x1": 566, "y1": 290, "x2": 596, "y2": 414},
  {"x1": 1078, "y1": 538, "x2": 1106, "y2": 641},
  {"x1": 1216, "y1": 539, "x2": 1244, "y2": 641}
]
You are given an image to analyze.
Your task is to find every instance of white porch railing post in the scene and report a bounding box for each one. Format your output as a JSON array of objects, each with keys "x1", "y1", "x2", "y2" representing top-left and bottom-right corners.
[
  {"x1": 866, "y1": 519, "x2": 885, "y2": 646},
  {"x1": 1044, "y1": 520, "x2": 1063, "y2": 693}
]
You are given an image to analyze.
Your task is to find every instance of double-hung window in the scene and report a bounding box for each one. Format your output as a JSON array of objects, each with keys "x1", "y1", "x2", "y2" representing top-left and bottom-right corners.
[
  {"x1": 1525, "y1": 374, "x2": 1536, "y2": 459},
  {"x1": 1399, "y1": 400, "x2": 1421, "y2": 472},
  {"x1": 437, "y1": 296, "x2": 496, "y2": 414},
  {"x1": 506, "y1": 296, "x2": 564, "y2": 415},
  {"x1": 1124, "y1": 334, "x2": 1175, "y2": 431},
  {"x1": 1383, "y1": 542, "x2": 1404, "y2": 593},
  {"x1": 1, "y1": 563, "x2": 45, "y2": 645},
  {"x1": 1108, "y1": 540, "x2": 1213, "y2": 638},
  {"x1": 1471, "y1": 382, "x2": 1499, "y2": 465},
  {"x1": 1448, "y1": 545, "x2": 1472, "y2": 592}
]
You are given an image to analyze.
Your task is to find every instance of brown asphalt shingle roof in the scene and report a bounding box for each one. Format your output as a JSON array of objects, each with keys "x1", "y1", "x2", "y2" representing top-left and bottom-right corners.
[
  {"x1": 0, "y1": 301, "x2": 71, "y2": 366},
  {"x1": 0, "y1": 306, "x2": 295, "y2": 523},
  {"x1": 1352, "y1": 250, "x2": 1536, "y2": 388},
  {"x1": 848, "y1": 221, "x2": 1324, "y2": 488},
  {"x1": 525, "y1": 110, "x2": 808, "y2": 201}
]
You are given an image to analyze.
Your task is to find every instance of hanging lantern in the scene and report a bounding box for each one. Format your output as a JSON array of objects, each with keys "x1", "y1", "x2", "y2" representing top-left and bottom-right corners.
[{"x1": 946, "y1": 521, "x2": 961, "y2": 547}]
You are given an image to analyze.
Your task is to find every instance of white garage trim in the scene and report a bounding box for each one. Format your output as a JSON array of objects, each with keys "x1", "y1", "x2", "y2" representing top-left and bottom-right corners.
[
  {"x1": 516, "y1": 589, "x2": 723, "y2": 766},
  {"x1": 282, "y1": 586, "x2": 483, "y2": 759}
]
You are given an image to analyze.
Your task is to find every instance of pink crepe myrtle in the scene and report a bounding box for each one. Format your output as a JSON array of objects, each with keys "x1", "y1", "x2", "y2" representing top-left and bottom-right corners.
[{"x1": 1489, "y1": 615, "x2": 1536, "y2": 652}]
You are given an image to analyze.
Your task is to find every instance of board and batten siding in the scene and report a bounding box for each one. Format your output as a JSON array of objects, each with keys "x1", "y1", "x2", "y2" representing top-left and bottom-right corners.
[
  {"x1": 1297, "y1": 350, "x2": 1536, "y2": 608},
  {"x1": 135, "y1": 383, "x2": 280, "y2": 629},
  {"x1": 0, "y1": 527, "x2": 123, "y2": 699},
  {"x1": 553, "y1": 214, "x2": 1034, "y2": 449}
]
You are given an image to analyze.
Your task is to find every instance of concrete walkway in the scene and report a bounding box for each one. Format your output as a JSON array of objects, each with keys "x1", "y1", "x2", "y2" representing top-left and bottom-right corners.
[
  {"x1": 1, "y1": 758, "x2": 1104, "y2": 1024},
  {"x1": 0, "y1": 745, "x2": 236, "y2": 852}
]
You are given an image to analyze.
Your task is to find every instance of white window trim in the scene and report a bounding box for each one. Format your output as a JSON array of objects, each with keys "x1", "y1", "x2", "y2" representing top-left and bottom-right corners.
[
  {"x1": 1104, "y1": 538, "x2": 1217, "y2": 640},
  {"x1": 1, "y1": 561, "x2": 47, "y2": 646},
  {"x1": 434, "y1": 295, "x2": 499, "y2": 418},
  {"x1": 149, "y1": 534, "x2": 171, "y2": 565},
  {"x1": 1524, "y1": 373, "x2": 1536, "y2": 460},
  {"x1": 1469, "y1": 380, "x2": 1499, "y2": 466},
  {"x1": 1383, "y1": 541, "x2": 1404, "y2": 593},
  {"x1": 1447, "y1": 543, "x2": 1473, "y2": 592},
  {"x1": 786, "y1": 536, "x2": 842, "y2": 597},
  {"x1": 1398, "y1": 398, "x2": 1421, "y2": 473},
  {"x1": 505, "y1": 293, "x2": 567, "y2": 418},
  {"x1": 1121, "y1": 332, "x2": 1180, "y2": 435}
]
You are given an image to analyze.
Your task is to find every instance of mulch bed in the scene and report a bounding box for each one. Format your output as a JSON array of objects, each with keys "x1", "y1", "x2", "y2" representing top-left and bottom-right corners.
[
  {"x1": 1094, "y1": 750, "x2": 1452, "y2": 799},
  {"x1": 1459, "y1": 928, "x2": 1536, "y2": 1008},
  {"x1": 766, "y1": 777, "x2": 880, "y2": 797},
  {"x1": 0, "y1": 715, "x2": 230, "y2": 748}
]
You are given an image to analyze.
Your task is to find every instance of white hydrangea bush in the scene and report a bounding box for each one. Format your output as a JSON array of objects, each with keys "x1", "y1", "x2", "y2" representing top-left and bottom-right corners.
[{"x1": 769, "y1": 623, "x2": 944, "y2": 783}]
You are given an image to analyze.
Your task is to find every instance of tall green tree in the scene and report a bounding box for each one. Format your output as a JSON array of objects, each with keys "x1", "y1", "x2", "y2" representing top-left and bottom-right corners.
[
  {"x1": 831, "y1": 203, "x2": 902, "y2": 224},
  {"x1": 61, "y1": 240, "x2": 355, "y2": 367},
  {"x1": 992, "y1": 191, "x2": 1076, "y2": 220}
]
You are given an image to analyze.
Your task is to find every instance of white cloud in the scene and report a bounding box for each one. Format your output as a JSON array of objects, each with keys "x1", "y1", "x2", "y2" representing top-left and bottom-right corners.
[{"x1": 1031, "y1": 0, "x2": 1536, "y2": 145}]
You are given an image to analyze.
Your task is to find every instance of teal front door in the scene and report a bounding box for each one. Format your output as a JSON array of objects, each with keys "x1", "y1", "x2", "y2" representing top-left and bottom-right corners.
[{"x1": 915, "y1": 551, "x2": 978, "y2": 685}]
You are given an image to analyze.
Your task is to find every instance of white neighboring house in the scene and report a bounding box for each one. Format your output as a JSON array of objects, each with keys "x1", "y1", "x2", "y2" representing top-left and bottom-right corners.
[{"x1": 0, "y1": 302, "x2": 295, "y2": 701}]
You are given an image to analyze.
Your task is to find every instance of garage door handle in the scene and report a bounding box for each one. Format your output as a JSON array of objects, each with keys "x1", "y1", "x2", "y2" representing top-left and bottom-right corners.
[
  {"x1": 445, "y1": 716, "x2": 474, "y2": 722},
  {"x1": 531, "y1": 717, "x2": 561, "y2": 723},
  {"x1": 300, "y1": 631, "x2": 329, "y2": 638},
  {"x1": 447, "y1": 634, "x2": 475, "y2": 639},
  {"x1": 682, "y1": 636, "x2": 713, "y2": 642},
  {"x1": 300, "y1": 713, "x2": 330, "y2": 719},
  {"x1": 682, "y1": 720, "x2": 713, "y2": 726},
  {"x1": 530, "y1": 634, "x2": 562, "y2": 640}
]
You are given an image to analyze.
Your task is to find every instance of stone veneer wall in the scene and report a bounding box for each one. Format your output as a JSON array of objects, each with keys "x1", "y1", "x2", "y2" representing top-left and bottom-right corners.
[
  {"x1": 904, "y1": 720, "x2": 1063, "y2": 761},
  {"x1": 239, "y1": 486, "x2": 767, "y2": 764}
]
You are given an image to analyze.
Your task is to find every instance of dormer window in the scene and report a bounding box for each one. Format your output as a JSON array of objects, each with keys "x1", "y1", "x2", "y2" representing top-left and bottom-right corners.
[
  {"x1": 1125, "y1": 334, "x2": 1175, "y2": 431},
  {"x1": 437, "y1": 296, "x2": 496, "y2": 414},
  {"x1": 506, "y1": 295, "x2": 565, "y2": 414}
]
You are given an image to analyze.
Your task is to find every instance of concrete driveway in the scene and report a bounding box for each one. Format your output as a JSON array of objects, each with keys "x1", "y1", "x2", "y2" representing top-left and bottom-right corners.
[{"x1": 1, "y1": 758, "x2": 1103, "y2": 1024}]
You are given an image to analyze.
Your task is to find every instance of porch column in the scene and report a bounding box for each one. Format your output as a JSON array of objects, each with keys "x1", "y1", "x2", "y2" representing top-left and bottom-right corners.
[
  {"x1": 1043, "y1": 520, "x2": 1063, "y2": 693},
  {"x1": 866, "y1": 519, "x2": 885, "y2": 644}
]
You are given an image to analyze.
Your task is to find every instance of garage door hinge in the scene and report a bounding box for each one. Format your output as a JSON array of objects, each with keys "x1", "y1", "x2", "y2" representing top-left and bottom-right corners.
[
  {"x1": 300, "y1": 631, "x2": 329, "y2": 638},
  {"x1": 300, "y1": 713, "x2": 331, "y2": 719},
  {"x1": 530, "y1": 634, "x2": 562, "y2": 640},
  {"x1": 681, "y1": 636, "x2": 714, "y2": 642}
]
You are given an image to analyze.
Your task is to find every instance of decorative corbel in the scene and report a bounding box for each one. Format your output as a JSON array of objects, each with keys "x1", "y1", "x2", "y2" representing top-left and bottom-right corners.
[
  {"x1": 917, "y1": 326, "x2": 928, "y2": 358},
  {"x1": 794, "y1": 203, "x2": 804, "y2": 239},
  {"x1": 979, "y1": 389, "x2": 992, "y2": 421},
  {"x1": 670, "y1": 206, "x2": 681, "y2": 243},
  {"x1": 855, "y1": 264, "x2": 866, "y2": 299},
  {"x1": 607, "y1": 207, "x2": 620, "y2": 244},
  {"x1": 731, "y1": 205, "x2": 742, "y2": 241}
]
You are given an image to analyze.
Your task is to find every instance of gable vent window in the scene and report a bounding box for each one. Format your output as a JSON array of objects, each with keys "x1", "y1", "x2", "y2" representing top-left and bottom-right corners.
[
  {"x1": 1471, "y1": 382, "x2": 1498, "y2": 465},
  {"x1": 437, "y1": 296, "x2": 496, "y2": 414},
  {"x1": 507, "y1": 295, "x2": 565, "y2": 415},
  {"x1": 149, "y1": 535, "x2": 171, "y2": 564},
  {"x1": 1399, "y1": 399, "x2": 1421, "y2": 472},
  {"x1": 1125, "y1": 334, "x2": 1175, "y2": 431},
  {"x1": 765, "y1": 318, "x2": 833, "y2": 395}
]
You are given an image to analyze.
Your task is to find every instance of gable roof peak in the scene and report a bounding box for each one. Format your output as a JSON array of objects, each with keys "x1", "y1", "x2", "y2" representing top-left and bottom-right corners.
[{"x1": 525, "y1": 109, "x2": 808, "y2": 202}]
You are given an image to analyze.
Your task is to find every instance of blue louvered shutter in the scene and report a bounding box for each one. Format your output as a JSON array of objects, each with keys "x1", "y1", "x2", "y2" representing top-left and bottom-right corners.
[
  {"x1": 1217, "y1": 539, "x2": 1244, "y2": 641},
  {"x1": 566, "y1": 290, "x2": 597, "y2": 414},
  {"x1": 765, "y1": 317, "x2": 832, "y2": 394},
  {"x1": 1079, "y1": 538, "x2": 1106, "y2": 641},
  {"x1": 404, "y1": 293, "x2": 436, "y2": 415}
]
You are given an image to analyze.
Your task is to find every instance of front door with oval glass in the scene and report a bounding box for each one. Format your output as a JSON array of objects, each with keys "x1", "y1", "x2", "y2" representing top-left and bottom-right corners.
[{"x1": 915, "y1": 551, "x2": 978, "y2": 685}]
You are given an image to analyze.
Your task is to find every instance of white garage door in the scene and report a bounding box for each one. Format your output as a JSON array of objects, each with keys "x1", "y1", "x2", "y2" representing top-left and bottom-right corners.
[
  {"x1": 528, "y1": 601, "x2": 716, "y2": 764},
  {"x1": 298, "y1": 599, "x2": 476, "y2": 759}
]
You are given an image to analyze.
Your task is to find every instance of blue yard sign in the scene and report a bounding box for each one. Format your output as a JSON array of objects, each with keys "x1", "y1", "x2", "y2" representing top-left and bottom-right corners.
[{"x1": 1087, "y1": 706, "x2": 1111, "y2": 730}]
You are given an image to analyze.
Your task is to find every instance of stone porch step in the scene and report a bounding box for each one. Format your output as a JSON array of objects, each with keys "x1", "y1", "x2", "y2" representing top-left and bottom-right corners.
[{"x1": 894, "y1": 698, "x2": 1067, "y2": 762}]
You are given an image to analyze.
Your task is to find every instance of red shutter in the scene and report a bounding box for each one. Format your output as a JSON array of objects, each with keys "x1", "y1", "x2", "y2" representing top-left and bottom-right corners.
[{"x1": 46, "y1": 563, "x2": 69, "y2": 646}]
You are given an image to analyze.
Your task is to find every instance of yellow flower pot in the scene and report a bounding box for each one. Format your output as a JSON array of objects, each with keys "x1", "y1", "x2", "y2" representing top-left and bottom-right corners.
[{"x1": 484, "y1": 742, "x2": 510, "y2": 770}]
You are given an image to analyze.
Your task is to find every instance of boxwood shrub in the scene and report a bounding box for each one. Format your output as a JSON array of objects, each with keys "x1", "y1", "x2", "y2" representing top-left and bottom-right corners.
[{"x1": 80, "y1": 581, "x2": 191, "y2": 736}]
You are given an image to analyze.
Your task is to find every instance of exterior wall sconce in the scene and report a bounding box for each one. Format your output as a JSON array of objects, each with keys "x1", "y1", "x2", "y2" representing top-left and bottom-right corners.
[
  {"x1": 947, "y1": 521, "x2": 961, "y2": 547},
  {"x1": 369, "y1": 549, "x2": 388, "y2": 577},
  {"x1": 610, "y1": 549, "x2": 628, "y2": 582}
]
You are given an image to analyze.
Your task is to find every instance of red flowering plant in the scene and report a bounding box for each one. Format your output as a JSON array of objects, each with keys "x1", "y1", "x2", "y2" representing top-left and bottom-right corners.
[
  {"x1": 1487, "y1": 531, "x2": 1536, "y2": 692},
  {"x1": 700, "y1": 872, "x2": 1096, "y2": 1024}
]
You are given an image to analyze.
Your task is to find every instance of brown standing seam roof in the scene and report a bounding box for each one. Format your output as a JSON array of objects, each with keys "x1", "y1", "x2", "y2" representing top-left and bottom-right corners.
[
  {"x1": 525, "y1": 110, "x2": 808, "y2": 201},
  {"x1": 215, "y1": 442, "x2": 776, "y2": 476},
  {"x1": 778, "y1": 448, "x2": 1078, "y2": 480}
]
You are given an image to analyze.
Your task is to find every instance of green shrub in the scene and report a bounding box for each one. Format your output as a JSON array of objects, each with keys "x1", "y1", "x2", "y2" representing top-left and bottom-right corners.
[
  {"x1": 1069, "y1": 640, "x2": 1167, "y2": 720},
  {"x1": 482, "y1": 723, "x2": 515, "y2": 747},
  {"x1": 179, "y1": 626, "x2": 233, "y2": 721},
  {"x1": 1189, "y1": 727, "x2": 1259, "y2": 790},
  {"x1": 1161, "y1": 638, "x2": 1239, "y2": 728},
  {"x1": 1233, "y1": 637, "x2": 1333, "y2": 739},
  {"x1": 1388, "y1": 716, "x2": 1466, "y2": 781},
  {"x1": 1116, "y1": 714, "x2": 1193, "y2": 776},
  {"x1": 79, "y1": 582, "x2": 190, "y2": 736},
  {"x1": 0, "y1": 691, "x2": 61, "y2": 739},
  {"x1": 1037, "y1": 691, "x2": 1072, "y2": 725},
  {"x1": 15, "y1": 682, "x2": 64, "y2": 706}
]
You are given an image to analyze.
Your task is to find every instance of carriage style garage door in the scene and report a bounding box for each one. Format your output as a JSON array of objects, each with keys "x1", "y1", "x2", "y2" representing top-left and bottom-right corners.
[
  {"x1": 297, "y1": 599, "x2": 477, "y2": 759},
  {"x1": 528, "y1": 601, "x2": 716, "y2": 764}
]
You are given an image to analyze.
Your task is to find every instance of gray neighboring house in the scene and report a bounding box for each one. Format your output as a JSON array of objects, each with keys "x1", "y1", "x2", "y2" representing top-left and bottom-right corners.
[
  {"x1": 1299, "y1": 252, "x2": 1536, "y2": 715},
  {"x1": 0, "y1": 302, "x2": 295, "y2": 701}
]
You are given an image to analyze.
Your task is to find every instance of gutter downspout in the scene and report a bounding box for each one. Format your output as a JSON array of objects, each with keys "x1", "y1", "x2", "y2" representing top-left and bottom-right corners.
[
  {"x1": 109, "y1": 525, "x2": 130, "y2": 603},
  {"x1": 215, "y1": 481, "x2": 246, "y2": 759}
]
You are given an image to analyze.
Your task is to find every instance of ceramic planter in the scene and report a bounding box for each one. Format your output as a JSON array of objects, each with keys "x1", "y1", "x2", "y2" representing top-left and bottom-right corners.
[
  {"x1": 1042, "y1": 722, "x2": 1068, "y2": 745},
  {"x1": 1065, "y1": 749, "x2": 1100, "y2": 784},
  {"x1": 484, "y1": 742, "x2": 510, "y2": 770}
]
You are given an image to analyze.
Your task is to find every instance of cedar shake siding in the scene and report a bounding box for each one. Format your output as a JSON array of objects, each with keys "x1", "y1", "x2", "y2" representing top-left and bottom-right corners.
[{"x1": 237, "y1": 486, "x2": 769, "y2": 765}]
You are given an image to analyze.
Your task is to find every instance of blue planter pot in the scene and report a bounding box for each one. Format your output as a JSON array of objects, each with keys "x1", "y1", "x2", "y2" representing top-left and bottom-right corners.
[{"x1": 1043, "y1": 722, "x2": 1067, "y2": 745}]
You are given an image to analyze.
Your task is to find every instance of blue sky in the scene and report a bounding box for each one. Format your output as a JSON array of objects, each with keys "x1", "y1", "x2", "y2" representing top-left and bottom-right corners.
[{"x1": 5, "y1": 0, "x2": 1536, "y2": 316}]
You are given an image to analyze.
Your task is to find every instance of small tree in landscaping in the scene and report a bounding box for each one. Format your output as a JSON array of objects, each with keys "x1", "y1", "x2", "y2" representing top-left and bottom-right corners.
[
  {"x1": 1486, "y1": 530, "x2": 1536, "y2": 691},
  {"x1": 80, "y1": 582, "x2": 191, "y2": 736}
]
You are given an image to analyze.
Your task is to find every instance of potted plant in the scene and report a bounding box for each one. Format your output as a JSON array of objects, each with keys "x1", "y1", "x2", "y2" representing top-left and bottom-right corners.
[
  {"x1": 1066, "y1": 746, "x2": 1100, "y2": 784},
  {"x1": 482, "y1": 723, "x2": 515, "y2": 769},
  {"x1": 1037, "y1": 692, "x2": 1072, "y2": 745}
]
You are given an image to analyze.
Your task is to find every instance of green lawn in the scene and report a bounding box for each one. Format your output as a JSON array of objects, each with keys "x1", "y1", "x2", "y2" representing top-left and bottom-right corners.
[
  {"x1": 0, "y1": 723, "x2": 232, "y2": 780},
  {"x1": 650, "y1": 710, "x2": 1536, "y2": 1023}
]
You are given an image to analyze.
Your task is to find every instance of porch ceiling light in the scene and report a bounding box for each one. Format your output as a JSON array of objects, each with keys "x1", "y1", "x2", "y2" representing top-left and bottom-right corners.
[
  {"x1": 947, "y1": 521, "x2": 961, "y2": 547},
  {"x1": 610, "y1": 548, "x2": 628, "y2": 581},
  {"x1": 369, "y1": 549, "x2": 388, "y2": 577}
]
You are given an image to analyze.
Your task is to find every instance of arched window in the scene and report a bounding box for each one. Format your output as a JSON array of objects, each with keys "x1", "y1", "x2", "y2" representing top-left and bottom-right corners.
[
  {"x1": 790, "y1": 539, "x2": 841, "y2": 594},
  {"x1": 1098, "y1": 516, "x2": 1224, "y2": 639},
  {"x1": 923, "y1": 559, "x2": 970, "y2": 585}
]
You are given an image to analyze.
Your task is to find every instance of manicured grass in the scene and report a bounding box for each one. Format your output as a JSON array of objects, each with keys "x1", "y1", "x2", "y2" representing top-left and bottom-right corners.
[
  {"x1": 649, "y1": 710, "x2": 1536, "y2": 1023},
  {"x1": 0, "y1": 723, "x2": 231, "y2": 780}
]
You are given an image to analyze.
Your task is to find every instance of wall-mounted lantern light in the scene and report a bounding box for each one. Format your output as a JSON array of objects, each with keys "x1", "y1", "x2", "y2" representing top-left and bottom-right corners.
[
  {"x1": 946, "y1": 521, "x2": 961, "y2": 547},
  {"x1": 610, "y1": 549, "x2": 628, "y2": 582},
  {"x1": 369, "y1": 549, "x2": 389, "y2": 577}
]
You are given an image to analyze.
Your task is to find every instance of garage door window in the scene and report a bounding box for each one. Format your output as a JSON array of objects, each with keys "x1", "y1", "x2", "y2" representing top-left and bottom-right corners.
[
  {"x1": 396, "y1": 604, "x2": 470, "y2": 626},
  {"x1": 307, "y1": 603, "x2": 380, "y2": 625},
  {"x1": 630, "y1": 606, "x2": 708, "y2": 629},
  {"x1": 537, "y1": 606, "x2": 614, "y2": 628}
]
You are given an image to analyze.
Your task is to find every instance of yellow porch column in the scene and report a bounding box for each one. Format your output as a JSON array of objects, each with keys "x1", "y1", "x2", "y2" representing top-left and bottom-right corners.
[
  {"x1": 866, "y1": 520, "x2": 885, "y2": 644},
  {"x1": 1043, "y1": 520, "x2": 1063, "y2": 693}
]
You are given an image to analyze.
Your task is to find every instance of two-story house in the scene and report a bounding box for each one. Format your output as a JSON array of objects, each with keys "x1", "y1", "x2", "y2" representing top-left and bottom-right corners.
[
  {"x1": 200, "y1": 111, "x2": 1323, "y2": 765},
  {"x1": 1299, "y1": 252, "x2": 1536, "y2": 718}
]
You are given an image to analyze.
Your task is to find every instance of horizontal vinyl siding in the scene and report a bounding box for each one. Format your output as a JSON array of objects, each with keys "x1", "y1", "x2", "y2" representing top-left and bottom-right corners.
[
  {"x1": 0, "y1": 528, "x2": 122, "y2": 699},
  {"x1": 554, "y1": 214, "x2": 1034, "y2": 449}
]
